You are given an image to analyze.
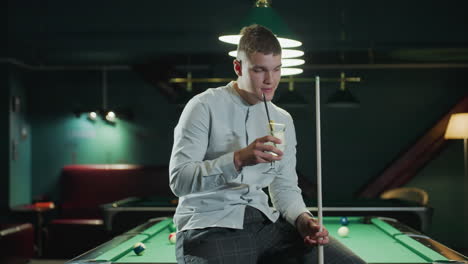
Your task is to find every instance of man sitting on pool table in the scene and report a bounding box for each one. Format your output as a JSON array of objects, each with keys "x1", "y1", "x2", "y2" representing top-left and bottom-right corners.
[{"x1": 169, "y1": 24, "x2": 365, "y2": 264}]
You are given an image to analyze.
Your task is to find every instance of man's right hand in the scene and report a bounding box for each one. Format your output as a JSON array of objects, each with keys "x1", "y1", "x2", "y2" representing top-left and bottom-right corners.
[{"x1": 233, "y1": 135, "x2": 283, "y2": 171}]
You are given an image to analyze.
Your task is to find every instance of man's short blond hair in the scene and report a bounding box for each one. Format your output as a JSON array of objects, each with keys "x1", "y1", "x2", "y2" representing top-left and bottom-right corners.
[{"x1": 237, "y1": 24, "x2": 281, "y2": 59}]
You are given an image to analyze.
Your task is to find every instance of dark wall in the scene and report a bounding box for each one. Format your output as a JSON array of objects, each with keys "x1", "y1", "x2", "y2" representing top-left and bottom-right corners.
[
  {"x1": 27, "y1": 69, "x2": 181, "y2": 199},
  {"x1": 0, "y1": 1, "x2": 8, "y2": 212},
  {"x1": 408, "y1": 142, "x2": 467, "y2": 253},
  {"x1": 1, "y1": 0, "x2": 6, "y2": 57},
  {"x1": 0, "y1": 64, "x2": 31, "y2": 210},
  {"x1": 0, "y1": 64, "x2": 9, "y2": 212},
  {"x1": 9, "y1": 66, "x2": 32, "y2": 207}
]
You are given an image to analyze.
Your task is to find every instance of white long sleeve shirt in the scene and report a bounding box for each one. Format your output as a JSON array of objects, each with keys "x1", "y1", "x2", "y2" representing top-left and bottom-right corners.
[{"x1": 169, "y1": 81, "x2": 309, "y2": 231}]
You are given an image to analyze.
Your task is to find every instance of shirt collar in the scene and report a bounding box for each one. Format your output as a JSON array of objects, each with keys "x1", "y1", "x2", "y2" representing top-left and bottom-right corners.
[{"x1": 227, "y1": 81, "x2": 265, "y2": 110}]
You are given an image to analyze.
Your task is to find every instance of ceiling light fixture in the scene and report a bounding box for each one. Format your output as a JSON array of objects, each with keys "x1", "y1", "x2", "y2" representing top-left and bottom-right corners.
[
  {"x1": 219, "y1": 0, "x2": 302, "y2": 48},
  {"x1": 88, "y1": 111, "x2": 98, "y2": 121},
  {"x1": 326, "y1": 72, "x2": 360, "y2": 108},
  {"x1": 444, "y1": 113, "x2": 468, "y2": 186},
  {"x1": 220, "y1": 0, "x2": 305, "y2": 76}
]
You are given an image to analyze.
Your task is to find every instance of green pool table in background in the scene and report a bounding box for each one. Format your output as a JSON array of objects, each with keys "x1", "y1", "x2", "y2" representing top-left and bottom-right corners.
[
  {"x1": 100, "y1": 196, "x2": 433, "y2": 235},
  {"x1": 67, "y1": 216, "x2": 467, "y2": 264}
]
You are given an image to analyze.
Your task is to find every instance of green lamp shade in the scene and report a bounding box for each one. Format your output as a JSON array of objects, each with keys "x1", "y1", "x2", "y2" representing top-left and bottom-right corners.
[
  {"x1": 276, "y1": 89, "x2": 308, "y2": 107},
  {"x1": 219, "y1": 5, "x2": 302, "y2": 48},
  {"x1": 326, "y1": 89, "x2": 360, "y2": 108}
]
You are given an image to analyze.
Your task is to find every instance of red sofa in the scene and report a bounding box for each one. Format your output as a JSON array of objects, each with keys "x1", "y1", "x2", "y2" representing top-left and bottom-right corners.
[
  {"x1": 0, "y1": 223, "x2": 35, "y2": 264},
  {"x1": 44, "y1": 164, "x2": 172, "y2": 258},
  {"x1": 59, "y1": 164, "x2": 172, "y2": 218}
]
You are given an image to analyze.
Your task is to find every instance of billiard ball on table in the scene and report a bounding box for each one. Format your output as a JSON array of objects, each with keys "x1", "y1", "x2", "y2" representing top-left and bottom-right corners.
[
  {"x1": 340, "y1": 217, "x2": 349, "y2": 226},
  {"x1": 337, "y1": 226, "x2": 349, "y2": 237},
  {"x1": 133, "y1": 242, "x2": 146, "y2": 255},
  {"x1": 169, "y1": 232, "x2": 177, "y2": 244}
]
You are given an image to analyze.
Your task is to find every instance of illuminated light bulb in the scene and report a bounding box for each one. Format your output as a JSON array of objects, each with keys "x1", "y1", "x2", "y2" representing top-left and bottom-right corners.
[
  {"x1": 105, "y1": 111, "x2": 116, "y2": 122},
  {"x1": 88, "y1": 111, "x2": 98, "y2": 121}
]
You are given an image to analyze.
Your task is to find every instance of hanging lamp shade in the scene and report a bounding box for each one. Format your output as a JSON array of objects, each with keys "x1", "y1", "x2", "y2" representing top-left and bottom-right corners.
[
  {"x1": 220, "y1": 0, "x2": 304, "y2": 76},
  {"x1": 276, "y1": 89, "x2": 308, "y2": 107},
  {"x1": 326, "y1": 88, "x2": 360, "y2": 108},
  {"x1": 326, "y1": 72, "x2": 360, "y2": 108},
  {"x1": 219, "y1": 0, "x2": 302, "y2": 48},
  {"x1": 326, "y1": 90, "x2": 359, "y2": 107}
]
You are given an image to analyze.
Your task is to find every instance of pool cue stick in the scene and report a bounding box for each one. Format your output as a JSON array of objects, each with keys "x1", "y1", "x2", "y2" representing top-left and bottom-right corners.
[{"x1": 315, "y1": 76, "x2": 324, "y2": 264}]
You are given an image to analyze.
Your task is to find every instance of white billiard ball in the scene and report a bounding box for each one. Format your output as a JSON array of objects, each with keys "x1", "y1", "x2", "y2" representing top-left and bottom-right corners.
[{"x1": 337, "y1": 226, "x2": 349, "y2": 237}]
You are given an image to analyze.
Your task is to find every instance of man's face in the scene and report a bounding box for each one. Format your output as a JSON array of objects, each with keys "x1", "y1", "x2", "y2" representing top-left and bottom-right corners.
[{"x1": 236, "y1": 52, "x2": 282, "y2": 104}]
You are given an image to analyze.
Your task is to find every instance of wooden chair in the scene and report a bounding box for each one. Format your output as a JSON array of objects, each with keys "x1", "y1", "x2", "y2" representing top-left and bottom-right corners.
[{"x1": 380, "y1": 187, "x2": 429, "y2": 206}]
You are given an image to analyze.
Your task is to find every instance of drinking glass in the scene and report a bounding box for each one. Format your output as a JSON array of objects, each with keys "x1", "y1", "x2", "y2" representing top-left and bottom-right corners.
[{"x1": 263, "y1": 122, "x2": 286, "y2": 175}]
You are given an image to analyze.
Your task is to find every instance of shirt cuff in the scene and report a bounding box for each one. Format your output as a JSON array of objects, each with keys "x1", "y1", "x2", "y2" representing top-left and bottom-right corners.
[
  {"x1": 285, "y1": 207, "x2": 311, "y2": 227},
  {"x1": 218, "y1": 152, "x2": 240, "y2": 181}
]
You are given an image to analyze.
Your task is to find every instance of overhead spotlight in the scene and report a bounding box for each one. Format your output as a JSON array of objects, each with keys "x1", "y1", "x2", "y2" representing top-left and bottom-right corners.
[
  {"x1": 218, "y1": 0, "x2": 302, "y2": 48},
  {"x1": 105, "y1": 111, "x2": 116, "y2": 122},
  {"x1": 220, "y1": 1, "x2": 305, "y2": 76},
  {"x1": 88, "y1": 111, "x2": 98, "y2": 121}
]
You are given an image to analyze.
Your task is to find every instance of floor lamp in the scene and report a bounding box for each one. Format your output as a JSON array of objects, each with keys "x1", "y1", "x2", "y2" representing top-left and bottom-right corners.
[
  {"x1": 444, "y1": 113, "x2": 468, "y2": 228},
  {"x1": 445, "y1": 113, "x2": 468, "y2": 179}
]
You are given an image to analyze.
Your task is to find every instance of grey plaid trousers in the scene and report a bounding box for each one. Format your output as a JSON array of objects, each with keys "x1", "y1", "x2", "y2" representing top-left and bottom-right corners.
[{"x1": 175, "y1": 207, "x2": 365, "y2": 264}]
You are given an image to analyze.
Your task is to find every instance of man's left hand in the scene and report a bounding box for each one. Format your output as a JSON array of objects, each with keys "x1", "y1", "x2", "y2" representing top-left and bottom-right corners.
[{"x1": 296, "y1": 212, "x2": 330, "y2": 246}]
